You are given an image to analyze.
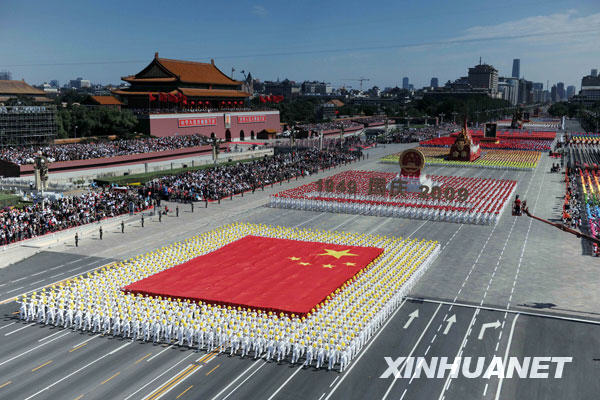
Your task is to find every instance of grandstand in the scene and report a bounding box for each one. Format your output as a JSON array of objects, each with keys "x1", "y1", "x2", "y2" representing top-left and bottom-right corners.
[{"x1": 0, "y1": 105, "x2": 57, "y2": 148}]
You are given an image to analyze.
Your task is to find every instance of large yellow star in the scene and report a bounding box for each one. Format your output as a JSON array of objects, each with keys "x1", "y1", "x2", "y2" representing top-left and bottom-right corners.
[
  {"x1": 322, "y1": 264, "x2": 335, "y2": 269},
  {"x1": 288, "y1": 256, "x2": 301, "y2": 261},
  {"x1": 318, "y1": 248, "x2": 358, "y2": 259},
  {"x1": 298, "y1": 262, "x2": 311, "y2": 266}
]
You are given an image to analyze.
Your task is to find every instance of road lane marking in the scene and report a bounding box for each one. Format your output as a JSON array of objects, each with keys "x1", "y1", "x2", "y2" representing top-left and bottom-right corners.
[
  {"x1": 49, "y1": 273, "x2": 65, "y2": 278},
  {"x1": 266, "y1": 366, "x2": 303, "y2": 400},
  {"x1": 329, "y1": 376, "x2": 339, "y2": 387},
  {"x1": 146, "y1": 364, "x2": 200, "y2": 400},
  {"x1": 69, "y1": 343, "x2": 88, "y2": 352},
  {"x1": 0, "y1": 322, "x2": 16, "y2": 331},
  {"x1": 71, "y1": 335, "x2": 98, "y2": 349},
  {"x1": 31, "y1": 360, "x2": 53, "y2": 372},
  {"x1": 437, "y1": 309, "x2": 479, "y2": 400},
  {"x1": 323, "y1": 299, "x2": 408, "y2": 400},
  {"x1": 30, "y1": 280, "x2": 45, "y2": 286},
  {"x1": 218, "y1": 361, "x2": 268, "y2": 400},
  {"x1": 0, "y1": 260, "x2": 113, "y2": 304},
  {"x1": 494, "y1": 314, "x2": 520, "y2": 400},
  {"x1": 5, "y1": 286, "x2": 25, "y2": 294},
  {"x1": 206, "y1": 364, "x2": 220, "y2": 376},
  {"x1": 123, "y1": 353, "x2": 195, "y2": 400},
  {"x1": 135, "y1": 353, "x2": 153, "y2": 364},
  {"x1": 11, "y1": 277, "x2": 27, "y2": 283},
  {"x1": 380, "y1": 303, "x2": 443, "y2": 400},
  {"x1": 38, "y1": 330, "x2": 65, "y2": 342},
  {"x1": 147, "y1": 344, "x2": 173, "y2": 361},
  {"x1": 0, "y1": 381, "x2": 11, "y2": 389},
  {"x1": 4, "y1": 323, "x2": 34, "y2": 336},
  {"x1": 23, "y1": 342, "x2": 131, "y2": 400},
  {"x1": 176, "y1": 385, "x2": 193, "y2": 399},
  {"x1": 404, "y1": 296, "x2": 600, "y2": 325},
  {"x1": 101, "y1": 371, "x2": 121, "y2": 385},
  {"x1": 0, "y1": 331, "x2": 70, "y2": 367}
]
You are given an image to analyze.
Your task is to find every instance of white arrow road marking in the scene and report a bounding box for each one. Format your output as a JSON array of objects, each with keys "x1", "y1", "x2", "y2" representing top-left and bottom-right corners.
[
  {"x1": 403, "y1": 310, "x2": 419, "y2": 329},
  {"x1": 478, "y1": 320, "x2": 501, "y2": 340},
  {"x1": 443, "y1": 314, "x2": 456, "y2": 335}
]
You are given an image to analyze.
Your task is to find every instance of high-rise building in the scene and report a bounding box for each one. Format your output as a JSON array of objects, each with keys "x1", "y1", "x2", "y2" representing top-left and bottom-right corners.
[
  {"x1": 430, "y1": 77, "x2": 439, "y2": 88},
  {"x1": 49, "y1": 80, "x2": 60, "y2": 88},
  {"x1": 402, "y1": 77, "x2": 409, "y2": 89},
  {"x1": 591, "y1": 69, "x2": 598, "y2": 77},
  {"x1": 567, "y1": 85, "x2": 576, "y2": 99},
  {"x1": 577, "y1": 73, "x2": 600, "y2": 106},
  {"x1": 512, "y1": 59, "x2": 520, "y2": 79},
  {"x1": 518, "y1": 79, "x2": 533, "y2": 104},
  {"x1": 468, "y1": 63, "x2": 498, "y2": 94},
  {"x1": 556, "y1": 82, "x2": 565, "y2": 101},
  {"x1": 0, "y1": 70, "x2": 11, "y2": 81},
  {"x1": 531, "y1": 82, "x2": 544, "y2": 103},
  {"x1": 550, "y1": 85, "x2": 558, "y2": 103},
  {"x1": 498, "y1": 77, "x2": 519, "y2": 105}
]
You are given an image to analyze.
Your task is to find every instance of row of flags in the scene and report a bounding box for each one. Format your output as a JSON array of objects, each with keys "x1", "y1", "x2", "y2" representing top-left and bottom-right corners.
[
  {"x1": 148, "y1": 93, "x2": 244, "y2": 106},
  {"x1": 149, "y1": 92, "x2": 188, "y2": 104},
  {"x1": 259, "y1": 95, "x2": 284, "y2": 103}
]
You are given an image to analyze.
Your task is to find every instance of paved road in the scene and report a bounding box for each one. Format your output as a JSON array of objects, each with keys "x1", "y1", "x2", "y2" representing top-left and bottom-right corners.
[{"x1": 1, "y1": 143, "x2": 598, "y2": 400}]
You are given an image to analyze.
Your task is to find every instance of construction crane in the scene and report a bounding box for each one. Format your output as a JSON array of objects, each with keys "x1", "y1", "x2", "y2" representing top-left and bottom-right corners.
[{"x1": 341, "y1": 78, "x2": 370, "y2": 91}]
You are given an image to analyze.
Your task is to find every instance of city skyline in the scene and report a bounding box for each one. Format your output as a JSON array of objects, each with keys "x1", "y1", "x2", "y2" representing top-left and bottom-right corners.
[{"x1": 1, "y1": 0, "x2": 598, "y2": 90}]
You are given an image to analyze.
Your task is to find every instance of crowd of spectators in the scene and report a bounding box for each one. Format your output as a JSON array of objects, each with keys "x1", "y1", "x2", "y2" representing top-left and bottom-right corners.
[
  {"x1": 297, "y1": 121, "x2": 363, "y2": 133},
  {"x1": 351, "y1": 117, "x2": 390, "y2": 126},
  {"x1": 563, "y1": 169, "x2": 582, "y2": 229},
  {"x1": 143, "y1": 147, "x2": 362, "y2": 203},
  {"x1": 0, "y1": 134, "x2": 212, "y2": 165},
  {"x1": 0, "y1": 189, "x2": 149, "y2": 245},
  {"x1": 0, "y1": 147, "x2": 362, "y2": 246},
  {"x1": 387, "y1": 123, "x2": 459, "y2": 143}
]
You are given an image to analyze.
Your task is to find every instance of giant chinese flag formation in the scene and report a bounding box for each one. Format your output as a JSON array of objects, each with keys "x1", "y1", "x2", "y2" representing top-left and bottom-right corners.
[{"x1": 123, "y1": 236, "x2": 383, "y2": 315}]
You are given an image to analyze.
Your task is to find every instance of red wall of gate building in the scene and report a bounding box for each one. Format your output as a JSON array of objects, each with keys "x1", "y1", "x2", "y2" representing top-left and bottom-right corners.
[{"x1": 147, "y1": 111, "x2": 281, "y2": 140}]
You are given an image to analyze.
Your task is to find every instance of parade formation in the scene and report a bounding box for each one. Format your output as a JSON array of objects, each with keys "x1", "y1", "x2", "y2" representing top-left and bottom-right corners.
[
  {"x1": 17, "y1": 223, "x2": 439, "y2": 371},
  {"x1": 271, "y1": 170, "x2": 517, "y2": 225}
]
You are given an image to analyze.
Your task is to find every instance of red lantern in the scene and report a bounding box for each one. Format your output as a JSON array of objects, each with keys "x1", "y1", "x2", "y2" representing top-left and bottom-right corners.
[
  {"x1": 221, "y1": 101, "x2": 225, "y2": 104},
  {"x1": 228, "y1": 101, "x2": 232, "y2": 105},
  {"x1": 233, "y1": 101, "x2": 237, "y2": 105},
  {"x1": 206, "y1": 101, "x2": 210, "y2": 105},
  {"x1": 191, "y1": 101, "x2": 195, "y2": 105}
]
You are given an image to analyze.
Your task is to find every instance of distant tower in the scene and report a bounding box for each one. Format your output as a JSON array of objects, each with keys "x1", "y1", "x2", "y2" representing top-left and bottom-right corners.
[
  {"x1": 402, "y1": 77, "x2": 409, "y2": 89},
  {"x1": 592, "y1": 69, "x2": 598, "y2": 77},
  {"x1": 512, "y1": 59, "x2": 520, "y2": 79},
  {"x1": 430, "y1": 77, "x2": 439, "y2": 88}
]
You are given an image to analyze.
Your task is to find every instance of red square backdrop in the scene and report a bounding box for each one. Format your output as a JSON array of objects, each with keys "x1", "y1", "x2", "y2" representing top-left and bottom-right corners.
[{"x1": 122, "y1": 235, "x2": 383, "y2": 315}]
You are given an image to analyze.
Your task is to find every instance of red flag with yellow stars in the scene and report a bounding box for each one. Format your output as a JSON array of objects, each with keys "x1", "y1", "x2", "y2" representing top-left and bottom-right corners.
[{"x1": 123, "y1": 235, "x2": 383, "y2": 315}]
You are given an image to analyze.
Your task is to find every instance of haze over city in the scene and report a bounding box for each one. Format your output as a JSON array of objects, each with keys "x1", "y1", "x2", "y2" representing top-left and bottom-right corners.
[{"x1": 1, "y1": 0, "x2": 599, "y2": 88}]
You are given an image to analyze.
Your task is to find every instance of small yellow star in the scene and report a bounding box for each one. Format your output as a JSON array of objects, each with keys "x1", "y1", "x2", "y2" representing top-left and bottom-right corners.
[
  {"x1": 298, "y1": 262, "x2": 311, "y2": 266},
  {"x1": 318, "y1": 249, "x2": 358, "y2": 259},
  {"x1": 322, "y1": 264, "x2": 335, "y2": 269},
  {"x1": 288, "y1": 256, "x2": 301, "y2": 261},
  {"x1": 344, "y1": 262, "x2": 356, "y2": 266}
]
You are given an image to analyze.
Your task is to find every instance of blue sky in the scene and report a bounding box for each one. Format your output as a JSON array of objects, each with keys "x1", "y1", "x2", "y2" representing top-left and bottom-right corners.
[{"x1": 1, "y1": 0, "x2": 599, "y2": 90}]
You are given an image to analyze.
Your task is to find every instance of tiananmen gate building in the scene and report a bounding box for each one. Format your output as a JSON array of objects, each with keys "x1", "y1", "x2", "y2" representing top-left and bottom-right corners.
[{"x1": 113, "y1": 52, "x2": 280, "y2": 141}]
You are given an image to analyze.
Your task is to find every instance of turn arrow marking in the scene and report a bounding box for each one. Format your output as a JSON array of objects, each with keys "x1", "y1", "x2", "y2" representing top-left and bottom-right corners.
[{"x1": 478, "y1": 320, "x2": 501, "y2": 340}]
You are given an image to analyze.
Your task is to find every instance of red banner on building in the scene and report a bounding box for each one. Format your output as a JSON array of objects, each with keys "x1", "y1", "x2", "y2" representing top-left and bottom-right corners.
[
  {"x1": 238, "y1": 115, "x2": 266, "y2": 124},
  {"x1": 178, "y1": 117, "x2": 217, "y2": 128}
]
